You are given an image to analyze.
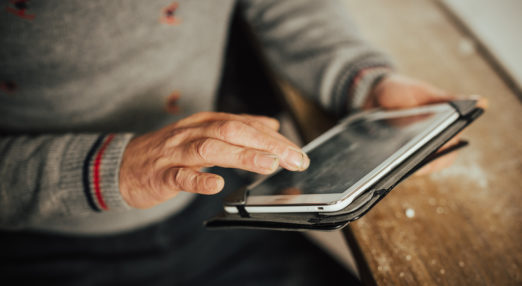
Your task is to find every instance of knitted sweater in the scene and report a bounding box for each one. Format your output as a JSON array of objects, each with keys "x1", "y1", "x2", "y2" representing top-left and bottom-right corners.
[{"x1": 0, "y1": 0, "x2": 392, "y2": 234}]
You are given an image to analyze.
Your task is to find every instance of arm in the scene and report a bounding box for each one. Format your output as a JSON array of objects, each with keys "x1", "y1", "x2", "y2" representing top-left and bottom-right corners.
[
  {"x1": 0, "y1": 133, "x2": 133, "y2": 229},
  {"x1": 240, "y1": 0, "x2": 486, "y2": 175},
  {"x1": 1, "y1": 113, "x2": 311, "y2": 229},
  {"x1": 239, "y1": 0, "x2": 394, "y2": 116}
]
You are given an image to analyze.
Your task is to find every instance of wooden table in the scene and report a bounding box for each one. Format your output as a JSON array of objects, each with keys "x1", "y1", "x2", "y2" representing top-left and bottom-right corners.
[{"x1": 280, "y1": 0, "x2": 522, "y2": 285}]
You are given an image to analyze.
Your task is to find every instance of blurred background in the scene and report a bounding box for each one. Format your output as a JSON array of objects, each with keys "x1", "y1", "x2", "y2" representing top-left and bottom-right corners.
[{"x1": 439, "y1": 0, "x2": 522, "y2": 96}]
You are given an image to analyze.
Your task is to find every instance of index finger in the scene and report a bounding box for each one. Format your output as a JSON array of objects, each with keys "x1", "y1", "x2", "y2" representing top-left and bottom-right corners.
[{"x1": 198, "y1": 120, "x2": 309, "y2": 171}]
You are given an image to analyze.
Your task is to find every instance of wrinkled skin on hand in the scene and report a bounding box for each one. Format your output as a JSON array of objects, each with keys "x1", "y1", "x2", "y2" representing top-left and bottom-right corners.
[
  {"x1": 366, "y1": 73, "x2": 486, "y2": 176},
  {"x1": 119, "y1": 112, "x2": 310, "y2": 209}
]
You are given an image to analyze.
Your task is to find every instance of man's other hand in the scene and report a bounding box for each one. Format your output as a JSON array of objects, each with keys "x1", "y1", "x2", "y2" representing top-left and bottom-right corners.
[
  {"x1": 119, "y1": 112, "x2": 310, "y2": 209},
  {"x1": 365, "y1": 74, "x2": 485, "y2": 176},
  {"x1": 364, "y1": 74, "x2": 456, "y2": 110}
]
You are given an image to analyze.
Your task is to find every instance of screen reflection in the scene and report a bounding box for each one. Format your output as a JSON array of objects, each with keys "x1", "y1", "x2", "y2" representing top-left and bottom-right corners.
[{"x1": 250, "y1": 112, "x2": 436, "y2": 196}]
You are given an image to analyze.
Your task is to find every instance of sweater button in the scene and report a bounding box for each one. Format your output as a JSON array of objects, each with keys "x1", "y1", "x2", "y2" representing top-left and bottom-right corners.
[
  {"x1": 165, "y1": 91, "x2": 181, "y2": 114},
  {"x1": 160, "y1": 2, "x2": 181, "y2": 25},
  {"x1": 0, "y1": 80, "x2": 17, "y2": 94},
  {"x1": 6, "y1": 0, "x2": 35, "y2": 20}
]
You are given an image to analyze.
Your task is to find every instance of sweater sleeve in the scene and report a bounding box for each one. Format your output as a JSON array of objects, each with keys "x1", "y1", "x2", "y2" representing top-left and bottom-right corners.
[
  {"x1": 0, "y1": 133, "x2": 134, "y2": 229},
  {"x1": 239, "y1": 0, "x2": 394, "y2": 115}
]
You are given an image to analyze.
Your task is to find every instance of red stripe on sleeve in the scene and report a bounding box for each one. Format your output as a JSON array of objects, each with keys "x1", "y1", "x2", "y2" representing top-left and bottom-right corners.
[
  {"x1": 351, "y1": 67, "x2": 390, "y2": 90},
  {"x1": 92, "y1": 134, "x2": 116, "y2": 211}
]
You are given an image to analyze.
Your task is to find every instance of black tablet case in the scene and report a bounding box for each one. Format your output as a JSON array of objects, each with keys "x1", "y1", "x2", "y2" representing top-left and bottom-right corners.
[{"x1": 205, "y1": 100, "x2": 483, "y2": 231}]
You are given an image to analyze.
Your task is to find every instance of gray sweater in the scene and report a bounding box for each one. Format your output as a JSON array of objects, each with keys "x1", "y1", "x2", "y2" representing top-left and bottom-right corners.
[{"x1": 0, "y1": 0, "x2": 392, "y2": 234}]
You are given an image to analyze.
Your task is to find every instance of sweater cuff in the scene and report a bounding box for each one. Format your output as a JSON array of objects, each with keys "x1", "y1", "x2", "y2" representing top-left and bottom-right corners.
[
  {"x1": 60, "y1": 133, "x2": 134, "y2": 213},
  {"x1": 332, "y1": 62, "x2": 393, "y2": 116},
  {"x1": 348, "y1": 66, "x2": 392, "y2": 111}
]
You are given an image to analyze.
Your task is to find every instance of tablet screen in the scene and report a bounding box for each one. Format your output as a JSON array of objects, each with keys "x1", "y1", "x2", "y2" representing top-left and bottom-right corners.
[{"x1": 249, "y1": 111, "x2": 444, "y2": 197}]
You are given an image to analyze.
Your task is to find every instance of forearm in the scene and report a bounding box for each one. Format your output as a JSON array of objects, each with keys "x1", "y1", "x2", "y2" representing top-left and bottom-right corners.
[
  {"x1": 240, "y1": 0, "x2": 394, "y2": 116},
  {"x1": 0, "y1": 133, "x2": 133, "y2": 229}
]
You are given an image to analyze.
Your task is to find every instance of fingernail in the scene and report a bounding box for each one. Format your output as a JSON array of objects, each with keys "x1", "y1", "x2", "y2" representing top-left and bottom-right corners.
[
  {"x1": 255, "y1": 152, "x2": 279, "y2": 171},
  {"x1": 205, "y1": 176, "x2": 224, "y2": 191},
  {"x1": 284, "y1": 147, "x2": 310, "y2": 171}
]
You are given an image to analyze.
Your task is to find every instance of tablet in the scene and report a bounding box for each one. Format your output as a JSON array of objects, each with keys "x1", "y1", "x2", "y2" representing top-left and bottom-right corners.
[{"x1": 224, "y1": 103, "x2": 460, "y2": 214}]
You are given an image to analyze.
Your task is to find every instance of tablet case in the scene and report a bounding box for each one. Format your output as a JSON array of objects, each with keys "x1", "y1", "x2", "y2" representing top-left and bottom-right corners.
[{"x1": 205, "y1": 100, "x2": 483, "y2": 231}]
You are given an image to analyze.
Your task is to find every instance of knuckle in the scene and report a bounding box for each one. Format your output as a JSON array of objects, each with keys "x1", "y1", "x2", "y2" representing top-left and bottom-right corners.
[
  {"x1": 193, "y1": 138, "x2": 214, "y2": 161},
  {"x1": 255, "y1": 115, "x2": 273, "y2": 122},
  {"x1": 262, "y1": 117, "x2": 279, "y2": 128},
  {"x1": 164, "y1": 128, "x2": 191, "y2": 146},
  {"x1": 195, "y1": 176, "x2": 210, "y2": 193},
  {"x1": 218, "y1": 120, "x2": 244, "y2": 140},
  {"x1": 239, "y1": 150, "x2": 256, "y2": 168},
  {"x1": 264, "y1": 140, "x2": 284, "y2": 154},
  {"x1": 193, "y1": 111, "x2": 213, "y2": 120},
  {"x1": 241, "y1": 116, "x2": 256, "y2": 125},
  {"x1": 270, "y1": 119, "x2": 281, "y2": 129},
  {"x1": 178, "y1": 111, "x2": 212, "y2": 125},
  {"x1": 173, "y1": 168, "x2": 197, "y2": 190},
  {"x1": 164, "y1": 168, "x2": 182, "y2": 190}
]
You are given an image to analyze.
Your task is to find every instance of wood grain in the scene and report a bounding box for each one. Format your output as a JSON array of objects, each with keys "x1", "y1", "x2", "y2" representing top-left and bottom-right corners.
[{"x1": 279, "y1": 0, "x2": 522, "y2": 285}]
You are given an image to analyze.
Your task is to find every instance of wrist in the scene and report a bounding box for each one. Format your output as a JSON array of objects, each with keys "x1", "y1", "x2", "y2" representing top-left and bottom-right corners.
[{"x1": 363, "y1": 72, "x2": 393, "y2": 110}]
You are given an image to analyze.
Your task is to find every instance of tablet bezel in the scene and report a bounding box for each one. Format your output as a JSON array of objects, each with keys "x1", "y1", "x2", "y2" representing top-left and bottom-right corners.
[{"x1": 225, "y1": 103, "x2": 459, "y2": 214}]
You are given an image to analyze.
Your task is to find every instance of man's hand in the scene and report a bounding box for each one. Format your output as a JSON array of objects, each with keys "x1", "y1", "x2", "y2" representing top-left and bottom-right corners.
[
  {"x1": 119, "y1": 112, "x2": 310, "y2": 209},
  {"x1": 364, "y1": 74, "x2": 456, "y2": 110},
  {"x1": 365, "y1": 74, "x2": 461, "y2": 176}
]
